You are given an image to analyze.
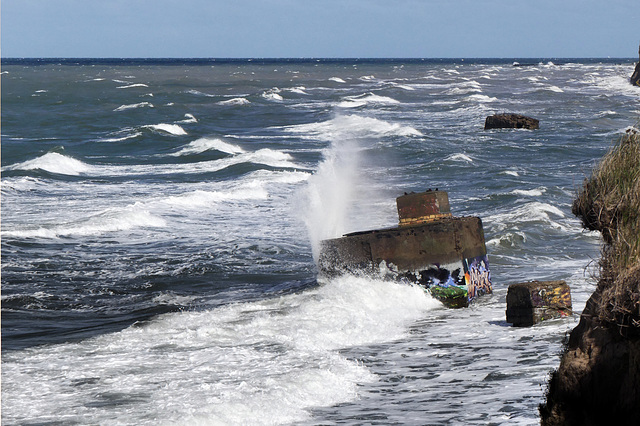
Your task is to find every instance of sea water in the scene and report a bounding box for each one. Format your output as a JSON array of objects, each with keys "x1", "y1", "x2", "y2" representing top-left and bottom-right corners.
[{"x1": 2, "y1": 58, "x2": 639, "y2": 425}]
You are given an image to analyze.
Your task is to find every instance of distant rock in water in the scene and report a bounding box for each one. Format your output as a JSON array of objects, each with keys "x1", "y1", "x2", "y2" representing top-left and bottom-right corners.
[
  {"x1": 484, "y1": 113, "x2": 539, "y2": 130},
  {"x1": 630, "y1": 43, "x2": 640, "y2": 87}
]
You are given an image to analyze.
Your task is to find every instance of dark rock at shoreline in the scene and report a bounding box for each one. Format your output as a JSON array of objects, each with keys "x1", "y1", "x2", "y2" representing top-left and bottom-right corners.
[
  {"x1": 540, "y1": 282, "x2": 640, "y2": 425},
  {"x1": 540, "y1": 126, "x2": 640, "y2": 425},
  {"x1": 484, "y1": 113, "x2": 539, "y2": 130},
  {"x1": 630, "y1": 43, "x2": 640, "y2": 87}
]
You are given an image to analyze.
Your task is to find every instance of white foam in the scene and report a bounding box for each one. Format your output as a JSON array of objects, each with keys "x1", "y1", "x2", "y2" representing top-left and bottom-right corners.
[
  {"x1": 287, "y1": 86, "x2": 309, "y2": 95},
  {"x1": 281, "y1": 115, "x2": 422, "y2": 141},
  {"x1": 4, "y1": 152, "x2": 91, "y2": 176},
  {"x1": 161, "y1": 185, "x2": 268, "y2": 208},
  {"x1": 113, "y1": 102, "x2": 153, "y2": 112},
  {"x1": 466, "y1": 94, "x2": 498, "y2": 103},
  {"x1": 186, "y1": 89, "x2": 216, "y2": 97},
  {"x1": 338, "y1": 93, "x2": 400, "y2": 108},
  {"x1": 169, "y1": 138, "x2": 245, "y2": 156},
  {"x1": 1, "y1": 275, "x2": 438, "y2": 425},
  {"x1": 445, "y1": 86, "x2": 482, "y2": 95},
  {"x1": 3, "y1": 206, "x2": 166, "y2": 239},
  {"x1": 116, "y1": 83, "x2": 149, "y2": 89},
  {"x1": 217, "y1": 97, "x2": 250, "y2": 105},
  {"x1": 510, "y1": 188, "x2": 546, "y2": 197},
  {"x1": 262, "y1": 88, "x2": 284, "y2": 101},
  {"x1": 445, "y1": 153, "x2": 474, "y2": 163},
  {"x1": 145, "y1": 123, "x2": 187, "y2": 136},
  {"x1": 391, "y1": 83, "x2": 416, "y2": 91},
  {"x1": 486, "y1": 201, "x2": 568, "y2": 233},
  {"x1": 157, "y1": 149, "x2": 299, "y2": 175},
  {"x1": 486, "y1": 231, "x2": 527, "y2": 248},
  {"x1": 100, "y1": 130, "x2": 143, "y2": 142},
  {"x1": 0, "y1": 176, "x2": 45, "y2": 193},
  {"x1": 545, "y1": 85, "x2": 564, "y2": 93},
  {"x1": 176, "y1": 113, "x2": 198, "y2": 123}
]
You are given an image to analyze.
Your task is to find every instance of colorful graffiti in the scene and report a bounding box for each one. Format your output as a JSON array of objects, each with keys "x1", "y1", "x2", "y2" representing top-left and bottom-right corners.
[{"x1": 464, "y1": 256, "x2": 492, "y2": 300}]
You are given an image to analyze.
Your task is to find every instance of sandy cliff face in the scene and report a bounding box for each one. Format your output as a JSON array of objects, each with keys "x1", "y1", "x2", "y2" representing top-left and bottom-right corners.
[{"x1": 540, "y1": 129, "x2": 640, "y2": 425}]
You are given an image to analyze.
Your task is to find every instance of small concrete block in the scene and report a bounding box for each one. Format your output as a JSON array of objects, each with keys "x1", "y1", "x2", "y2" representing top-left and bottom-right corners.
[{"x1": 506, "y1": 280, "x2": 572, "y2": 327}]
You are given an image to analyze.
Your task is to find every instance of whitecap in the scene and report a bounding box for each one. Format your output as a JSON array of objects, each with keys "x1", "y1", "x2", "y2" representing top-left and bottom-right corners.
[
  {"x1": 466, "y1": 94, "x2": 498, "y2": 103},
  {"x1": 501, "y1": 170, "x2": 520, "y2": 177},
  {"x1": 145, "y1": 123, "x2": 187, "y2": 136},
  {"x1": 4, "y1": 152, "x2": 91, "y2": 176},
  {"x1": 395, "y1": 84, "x2": 415, "y2": 91},
  {"x1": 169, "y1": 138, "x2": 245, "y2": 157},
  {"x1": 445, "y1": 86, "x2": 482, "y2": 95},
  {"x1": 176, "y1": 113, "x2": 198, "y2": 123},
  {"x1": 246, "y1": 169, "x2": 311, "y2": 184},
  {"x1": 510, "y1": 188, "x2": 546, "y2": 197},
  {"x1": 113, "y1": 102, "x2": 154, "y2": 112},
  {"x1": 2, "y1": 206, "x2": 166, "y2": 239},
  {"x1": 445, "y1": 153, "x2": 473, "y2": 163},
  {"x1": 329, "y1": 77, "x2": 346, "y2": 83},
  {"x1": 116, "y1": 83, "x2": 149, "y2": 89},
  {"x1": 0, "y1": 176, "x2": 45, "y2": 193},
  {"x1": 100, "y1": 130, "x2": 143, "y2": 142},
  {"x1": 360, "y1": 75, "x2": 375, "y2": 81},
  {"x1": 339, "y1": 93, "x2": 400, "y2": 107},
  {"x1": 262, "y1": 91, "x2": 284, "y2": 101},
  {"x1": 486, "y1": 201, "x2": 568, "y2": 234},
  {"x1": 280, "y1": 115, "x2": 422, "y2": 140},
  {"x1": 186, "y1": 89, "x2": 216, "y2": 97},
  {"x1": 545, "y1": 85, "x2": 564, "y2": 93},
  {"x1": 287, "y1": 86, "x2": 309, "y2": 95},
  {"x1": 217, "y1": 97, "x2": 250, "y2": 105},
  {"x1": 161, "y1": 186, "x2": 269, "y2": 208}
]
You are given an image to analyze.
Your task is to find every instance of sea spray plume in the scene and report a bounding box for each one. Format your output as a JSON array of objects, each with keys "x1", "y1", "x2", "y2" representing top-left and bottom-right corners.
[{"x1": 299, "y1": 137, "x2": 361, "y2": 263}]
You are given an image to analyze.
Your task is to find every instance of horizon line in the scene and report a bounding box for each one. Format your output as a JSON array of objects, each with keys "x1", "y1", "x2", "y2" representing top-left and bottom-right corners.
[{"x1": 2, "y1": 57, "x2": 635, "y2": 65}]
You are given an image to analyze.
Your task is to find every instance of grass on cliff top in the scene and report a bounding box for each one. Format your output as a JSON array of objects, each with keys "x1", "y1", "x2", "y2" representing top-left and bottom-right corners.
[{"x1": 573, "y1": 127, "x2": 640, "y2": 330}]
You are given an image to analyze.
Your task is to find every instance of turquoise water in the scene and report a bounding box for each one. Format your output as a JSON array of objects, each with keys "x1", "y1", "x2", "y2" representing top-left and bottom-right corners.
[{"x1": 2, "y1": 58, "x2": 639, "y2": 424}]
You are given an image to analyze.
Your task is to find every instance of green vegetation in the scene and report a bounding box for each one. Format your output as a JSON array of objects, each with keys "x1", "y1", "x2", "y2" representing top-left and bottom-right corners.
[{"x1": 573, "y1": 127, "x2": 640, "y2": 333}]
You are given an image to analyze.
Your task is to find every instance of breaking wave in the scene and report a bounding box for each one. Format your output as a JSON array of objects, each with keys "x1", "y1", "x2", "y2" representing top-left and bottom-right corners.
[
  {"x1": 280, "y1": 115, "x2": 422, "y2": 140},
  {"x1": 114, "y1": 102, "x2": 154, "y2": 112},
  {"x1": 169, "y1": 138, "x2": 245, "y2": 156},
  {"x1": 4, "y1": 152, "x2": 92, "y2": 176}
]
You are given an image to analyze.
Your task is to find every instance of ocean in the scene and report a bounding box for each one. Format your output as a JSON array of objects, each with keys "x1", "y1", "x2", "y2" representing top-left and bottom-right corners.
[{"x1": 2, "y1": 58, "x2": 639, "y2": 425}]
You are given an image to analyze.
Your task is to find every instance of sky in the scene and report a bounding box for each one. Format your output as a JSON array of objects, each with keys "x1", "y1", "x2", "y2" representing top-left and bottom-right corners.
[{"x1": 2, "y1": 0, "x2": 639, "y2": 58}]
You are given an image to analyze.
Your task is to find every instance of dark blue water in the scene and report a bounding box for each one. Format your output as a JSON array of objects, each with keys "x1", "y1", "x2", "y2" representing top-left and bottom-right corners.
[{"x1": 2, "y1": 58, "x2": 638, "y2": 424}]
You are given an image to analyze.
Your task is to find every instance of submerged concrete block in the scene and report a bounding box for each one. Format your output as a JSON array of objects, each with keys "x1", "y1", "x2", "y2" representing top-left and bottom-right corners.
[{"x1": 506, "y1": 281, "x2": 572, "y2": 327}]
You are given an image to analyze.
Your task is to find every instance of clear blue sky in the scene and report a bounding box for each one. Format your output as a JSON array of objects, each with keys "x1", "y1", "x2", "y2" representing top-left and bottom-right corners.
[{"x1": 2, "y1": 0, "x2": 639, "y2": 58}]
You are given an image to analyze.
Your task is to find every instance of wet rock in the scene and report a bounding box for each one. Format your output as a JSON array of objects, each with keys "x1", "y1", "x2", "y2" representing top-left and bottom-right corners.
[
  {"x1": 484, "y1": 113, "x2": 539, "y2": 130},
  {"x1": 631, "y1": 43, "x2": 640, "y2": 87}
]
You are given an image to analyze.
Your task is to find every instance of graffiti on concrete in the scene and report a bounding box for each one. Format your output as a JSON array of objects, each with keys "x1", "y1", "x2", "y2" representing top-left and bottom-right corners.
[{"x1": 464, "y1": 256, "x2": 492, "y2": 299}]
